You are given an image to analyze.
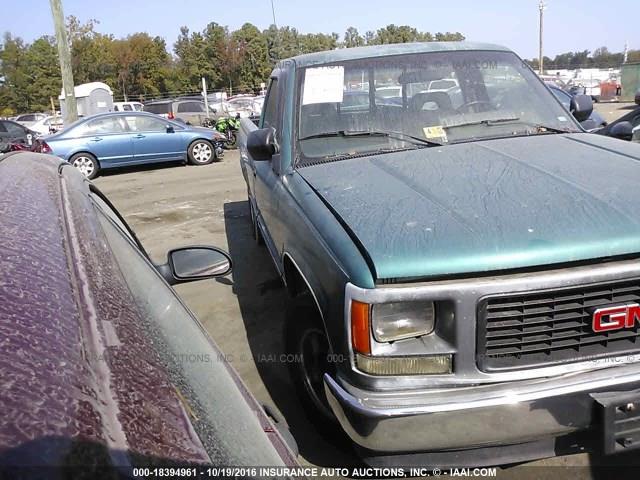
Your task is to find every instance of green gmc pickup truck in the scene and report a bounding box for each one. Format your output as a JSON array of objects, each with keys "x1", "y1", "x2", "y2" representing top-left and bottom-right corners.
[{"x1": 239, "y1": 42, "x2": 640, "y2": 467}]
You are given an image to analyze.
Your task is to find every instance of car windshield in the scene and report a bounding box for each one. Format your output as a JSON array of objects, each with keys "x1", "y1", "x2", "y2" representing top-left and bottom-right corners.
[{"x1": 297, "y1": 50, "x2": 580, "y2": 162}]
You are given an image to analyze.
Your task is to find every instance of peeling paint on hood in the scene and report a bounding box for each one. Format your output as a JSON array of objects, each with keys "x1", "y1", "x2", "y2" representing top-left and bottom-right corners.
[{"x1": 299, "y1": 133, "x2": 640, "y2": 280}]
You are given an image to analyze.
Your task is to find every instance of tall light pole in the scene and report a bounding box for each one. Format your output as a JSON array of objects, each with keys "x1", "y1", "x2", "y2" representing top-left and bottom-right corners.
[
  {"x1": 624, "y1": 41, "x2": 629, "y2": 64},
  {"x1": 538, "y1": 0, "x2": 546, "y2": 75},
  {"x1": 269, "y1": 0, "x2": 279, "y2": 65},
  {"x1": 270, "y1": 0, "x2": 277, "y2": 27},
  {"x1": 49, "y1": 0, "x2": 78, "y2": 124}
]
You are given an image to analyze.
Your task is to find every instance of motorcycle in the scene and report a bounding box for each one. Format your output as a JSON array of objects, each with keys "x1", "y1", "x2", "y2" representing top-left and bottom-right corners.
[
  {"x1": 211, "y1": 130, "x2": 227, "y2": 158},
  {"x1": 214, "y1": 113, "x2": 241, "y2": 149}
]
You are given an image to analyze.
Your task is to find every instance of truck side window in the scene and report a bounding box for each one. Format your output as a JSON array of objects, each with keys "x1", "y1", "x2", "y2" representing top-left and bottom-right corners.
[{"x1": 262, "y1": 78, "x2": 280, "y2": 142}]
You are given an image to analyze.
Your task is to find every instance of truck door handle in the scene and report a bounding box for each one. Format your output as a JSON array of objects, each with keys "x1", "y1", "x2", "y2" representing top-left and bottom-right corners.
[{"x1": 134, "y1": 134, "x2": 146, "y2": 139}]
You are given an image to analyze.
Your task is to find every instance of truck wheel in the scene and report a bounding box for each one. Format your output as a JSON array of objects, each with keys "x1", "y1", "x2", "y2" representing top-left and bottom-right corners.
[
  {"x1": 188, "y1": 140, "x2": 214, "y2": 165},
  {"x1": 285, "y1": 294, "x2": 345, "y2": 439},
  {"x1": 248, "y1": 194, "x2": 264, "y2": 245}
]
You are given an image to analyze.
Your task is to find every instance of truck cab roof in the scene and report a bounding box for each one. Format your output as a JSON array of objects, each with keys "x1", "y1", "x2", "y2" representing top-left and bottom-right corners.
[{"x1": 287, "y1": 41, "x2": 511, "y2": 68}]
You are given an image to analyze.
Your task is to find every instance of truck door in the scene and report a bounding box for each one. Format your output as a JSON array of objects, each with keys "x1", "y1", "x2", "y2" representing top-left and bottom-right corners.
[{"x1": 253, "y1": 75, "x2": 285, "y2": 263}]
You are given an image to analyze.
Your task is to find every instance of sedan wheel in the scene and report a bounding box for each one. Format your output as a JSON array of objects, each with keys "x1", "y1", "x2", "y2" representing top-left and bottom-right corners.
[
  {"x1": 70, "y1": 153, "x2": 98, "y2": 179},
  {"x1": 188, "y1": 140, "x2": 214, "y2": 165}
]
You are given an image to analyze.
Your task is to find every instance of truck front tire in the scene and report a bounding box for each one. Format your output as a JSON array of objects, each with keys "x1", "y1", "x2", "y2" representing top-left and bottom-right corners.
[{"x1": 285, "y1": 293, "x2": 346, "y2": 441}]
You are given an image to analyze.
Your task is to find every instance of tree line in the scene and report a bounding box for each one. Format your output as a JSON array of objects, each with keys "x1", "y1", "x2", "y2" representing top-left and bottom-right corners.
[
  {"x1": 525, "y1": 46, "x2": 640, "y2": 71},
  {"x1": 1, "y1": 16, "x2": 637, "y2": 116},
  {"x1": 0, "y1": 18, "x2": 464, "y2": 116}
]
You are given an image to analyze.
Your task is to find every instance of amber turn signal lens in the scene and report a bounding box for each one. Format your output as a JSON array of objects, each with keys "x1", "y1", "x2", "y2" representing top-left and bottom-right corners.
[{"x1": 351, "y1": 301, "x2": 371, "y2": 355}]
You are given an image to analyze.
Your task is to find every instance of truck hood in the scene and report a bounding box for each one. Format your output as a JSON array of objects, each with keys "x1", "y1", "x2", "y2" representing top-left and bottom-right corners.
[{"x1": 298, "y1": 133, "x2": 640, "y2": 281}]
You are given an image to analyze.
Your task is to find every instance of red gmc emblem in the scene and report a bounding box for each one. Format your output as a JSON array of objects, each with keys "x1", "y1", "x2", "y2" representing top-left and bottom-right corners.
[{"x1": 592, "y1": 303, "x2": 640, "y2": 332}]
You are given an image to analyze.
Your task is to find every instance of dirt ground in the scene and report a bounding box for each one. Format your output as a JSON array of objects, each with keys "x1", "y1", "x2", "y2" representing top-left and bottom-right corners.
[
  {"x1": 594, "y1": 101, "x2": 637, "y2": 123},
  {"x1": 94, "y1": 102, "x2": 640, "y2": 479}
]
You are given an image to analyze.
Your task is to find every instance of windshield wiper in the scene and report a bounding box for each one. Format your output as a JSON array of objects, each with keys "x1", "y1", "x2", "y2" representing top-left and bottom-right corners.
[
  {"x1": 443, "y1": 116, "x2": 522, "y2": 129},
  {"x1": 299, "y1": 130, "x2": 442, "y2": 147},
  {"x1": 443, "y1": 117, "x2": 574, "y2": 135}
]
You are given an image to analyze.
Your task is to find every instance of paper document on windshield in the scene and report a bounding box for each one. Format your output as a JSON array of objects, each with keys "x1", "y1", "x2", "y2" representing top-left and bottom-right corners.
[
  {"x1": 302, "y1": 66, "x2": 344, "y2": 105},
  {"x1": 423, "y1": 125, "x2": 448, "y2": 143}
]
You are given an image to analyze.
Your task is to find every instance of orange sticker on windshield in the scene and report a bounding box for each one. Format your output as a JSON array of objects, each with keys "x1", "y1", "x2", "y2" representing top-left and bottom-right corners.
[{"x1": 423, "y1": 126, "x2": 447, "y2": 143}]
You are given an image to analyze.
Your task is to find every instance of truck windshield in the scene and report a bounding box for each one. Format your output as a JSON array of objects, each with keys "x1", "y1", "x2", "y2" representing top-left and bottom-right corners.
[{"x1": 297, "y1": 50, "x2": 580, "y2": 162}]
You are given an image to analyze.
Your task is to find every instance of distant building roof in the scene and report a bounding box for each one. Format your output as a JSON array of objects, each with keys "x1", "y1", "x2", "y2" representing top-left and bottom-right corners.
[
  {"x1": 287, "y1": 41, "x2": 511, "y2": 68},
  {"x1": 59, "y1": 82, "x2": 113, "y2": 100}
]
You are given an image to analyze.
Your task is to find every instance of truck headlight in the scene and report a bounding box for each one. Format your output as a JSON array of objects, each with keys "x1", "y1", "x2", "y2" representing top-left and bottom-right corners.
[
  {"x1": 350, "y1": 300, "x2": 451, "y2": 375},
  {"x1": 371, "y1": 301, "x2": 435, "y2": 342}
]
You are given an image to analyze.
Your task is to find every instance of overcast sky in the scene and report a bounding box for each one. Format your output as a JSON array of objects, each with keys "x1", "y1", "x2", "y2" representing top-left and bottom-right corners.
[{"x1": 2, "y1": 0, "x2": 635, "y2": 59}]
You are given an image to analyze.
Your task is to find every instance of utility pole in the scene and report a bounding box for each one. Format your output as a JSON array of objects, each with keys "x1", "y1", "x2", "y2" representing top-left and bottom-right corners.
[
  {"x1": 270, "y1": 0, "x2": 277, "y2": 26},
  {"x1": 538, "y1": 0, "x2": 546, "y2": 75},
  {"x1": 269, "y1": 0, "x2": 280, "y2": 64},
  {"x1": 49, "y1": 0, "x2": 77, "y2": 124},
  {"x1": 624, "y1": 41, "x2": 629, "y2": 64},
  {"x1": 201, "y1": 77, "x2": 210, "y2": 119}
]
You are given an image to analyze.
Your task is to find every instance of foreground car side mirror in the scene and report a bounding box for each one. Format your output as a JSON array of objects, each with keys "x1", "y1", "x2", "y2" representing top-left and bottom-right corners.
[
  {"x1": 156, "y1": 246, "x2": 232, "y2": 285},
  {"x1": 166, "y1": 124, "x2": 175, "y2": 133},
  {"x1": 609, "y1": 121, "x2": 634, "y2": 141},
  {"x1": 247, "y1": 127, "x2": 277, "y2": 161},
  {"x1": 569, "y1": 94, "x2": 593, "y2": 123}
]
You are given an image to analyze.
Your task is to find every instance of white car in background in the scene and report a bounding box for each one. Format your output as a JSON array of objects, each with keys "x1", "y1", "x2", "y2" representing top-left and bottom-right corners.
[
  {"x1": 113, "y1": 102, "x2": 144, "y2": 112},
  {"x1": 252, "y1": 95, "x2": 265, "y2": 114},
  {"x1": 427, "y1": 78, "x2": 459, "y2": 92},
  {"x1": 14, "y1": 113, "x2": 48, "y2": 128},
  {"x1": 375, "y1": 85, "x2": 403, "y2": 99},
  {"x1": 224, "y1": 96, "x2": 260, "y2": 118},
  {"x1": 30, "y1": 115, "x2": 65, "y2": 136}
]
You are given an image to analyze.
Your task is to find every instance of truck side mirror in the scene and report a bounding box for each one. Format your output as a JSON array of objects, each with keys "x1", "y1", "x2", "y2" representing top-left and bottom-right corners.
[
  {"x1": 569, "y1": 94, "x2": 593, "y2": 123},
  {"x1": 247, "y1": 127, "x2": 277, "y2": 161},
  {"x1": 609, "y1": 121, "x2": 634, "y2": 141}
]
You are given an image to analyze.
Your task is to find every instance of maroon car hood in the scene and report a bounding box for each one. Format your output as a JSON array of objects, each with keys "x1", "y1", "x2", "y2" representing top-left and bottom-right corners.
[{"x1": 0, "y1": 154, "x2": 211, "y2": 467}]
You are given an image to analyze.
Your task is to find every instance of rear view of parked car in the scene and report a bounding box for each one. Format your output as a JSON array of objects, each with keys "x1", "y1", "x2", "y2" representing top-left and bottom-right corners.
[
  {"x1": 143, "y1": 99, "x2": 214, "y2": 126},
  {"x1": 0, "y1": 119, "x2": 38, "y2": 155},
  {"x1": 0, "y1": 152, "x2": 298, "y2": 473},
  {"x1": 38, "y1": 111, "x2": 224, "y2": 179}
]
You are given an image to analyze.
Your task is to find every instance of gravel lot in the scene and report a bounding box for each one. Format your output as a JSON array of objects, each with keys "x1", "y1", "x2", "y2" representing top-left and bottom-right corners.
[
  {"x1": 95, "y1": 102, "x2": 639, "y2": 478},
  {"x1": 594, "y1": 101, "x2": 637, "y2": 123}
]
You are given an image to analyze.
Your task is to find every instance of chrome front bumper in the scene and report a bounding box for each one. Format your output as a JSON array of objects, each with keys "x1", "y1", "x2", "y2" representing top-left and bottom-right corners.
[{"x1": 325, "y1": 362, "x2": 640, "y2": 453}]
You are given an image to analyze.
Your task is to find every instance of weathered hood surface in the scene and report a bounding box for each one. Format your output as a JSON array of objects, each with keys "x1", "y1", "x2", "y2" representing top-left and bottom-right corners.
[
  {"x1": 0, "y1": 154, "x2": 211, "y2": 467},
  {"x1": 298, "y1": 133, "x2": 640, "y2": 281}
]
